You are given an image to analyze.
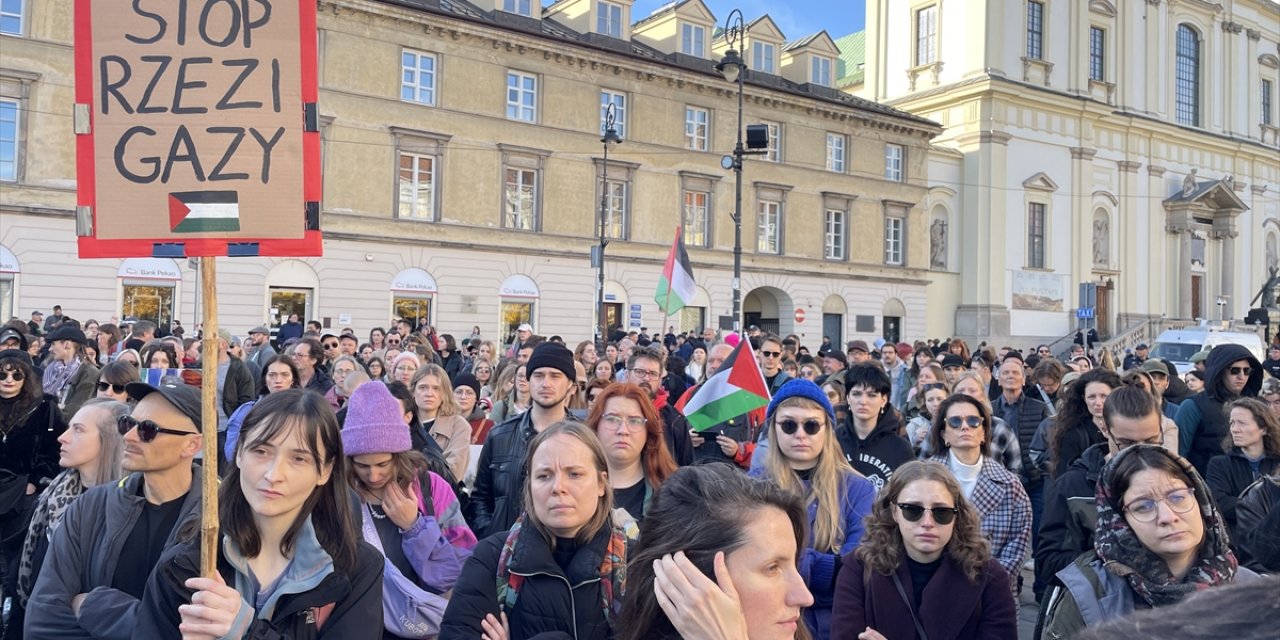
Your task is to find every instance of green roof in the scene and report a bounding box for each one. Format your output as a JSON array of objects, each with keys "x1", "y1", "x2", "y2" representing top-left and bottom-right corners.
[{"x1": 834, "y1": 30, "x2": 865, "y2": 87}]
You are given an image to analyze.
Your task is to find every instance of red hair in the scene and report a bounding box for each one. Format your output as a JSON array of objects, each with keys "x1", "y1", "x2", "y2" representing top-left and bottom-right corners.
[{"x1": 586, "y1": 383, "x2": 678, "y2": 487}]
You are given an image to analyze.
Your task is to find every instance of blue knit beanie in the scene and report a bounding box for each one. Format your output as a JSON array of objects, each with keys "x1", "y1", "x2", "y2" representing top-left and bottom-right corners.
[{"x1": 766, "y1": 378, "x2": 835, "y2": 424}]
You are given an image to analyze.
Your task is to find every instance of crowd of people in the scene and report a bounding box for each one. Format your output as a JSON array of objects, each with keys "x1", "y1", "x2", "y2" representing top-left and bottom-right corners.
[{"x1": 0, "y1": 308, "x2": 1276, "y2": 640}]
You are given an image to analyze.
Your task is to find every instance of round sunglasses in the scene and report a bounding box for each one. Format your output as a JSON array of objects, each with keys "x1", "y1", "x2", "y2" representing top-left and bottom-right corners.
[{"x1": 778, "y1": 418, "x2": 823, "y2": 436}]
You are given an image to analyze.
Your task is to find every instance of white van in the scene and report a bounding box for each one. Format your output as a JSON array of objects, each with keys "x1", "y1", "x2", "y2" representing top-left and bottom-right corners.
[{"x1": 1149, "y1": 326, "x2": 1266, "y2": 374}]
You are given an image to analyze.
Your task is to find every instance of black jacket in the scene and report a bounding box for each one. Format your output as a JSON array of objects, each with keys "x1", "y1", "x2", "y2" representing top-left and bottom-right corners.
[
  {"x1": 992, "y1": 392, "x2": 1051, "y2": 485},
  {"x1": 221, "y1": 357, "x2": 256, "y2": 419},
  {"x1": 0, "y1": 394, "x2": 65, "y2": 488},
  {"x1": 1052, "y1": 417, "x2": 1108, "y2": 480},
  {"x1": 135, "y1": 534, "x2": 384, "y2": 640},
  {"x1": 1205, "y1": 449, "x2": 1280, "y2": 547},
  {"x1": 834, "y1": 408, "x2": 913, "y2": 492},
  {"x1": 1035, "y1": 442, "x2": 1108, "y2": 590},
  {"x1": 1178, "y1": 344, "x2": 1262, "y2": 475},
  {"x1": 657, "y1": 403, "x2": 695, "y2": 467},
  {"x1": 1236, "y1": 476, "x2": 1280, "y2": 572},
  {"x1": 467, "y1": 412, "x2": 539, "y2": 538},
  {"x1": 440, "y1": 525, "x2": 621, "y2": 640}
]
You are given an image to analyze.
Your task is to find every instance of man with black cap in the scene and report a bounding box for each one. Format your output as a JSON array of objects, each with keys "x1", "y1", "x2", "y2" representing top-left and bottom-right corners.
[
  {"x1": 940, "y1": 353, "x2": 968, "y2": 385},
  {"x1": 245, "y1": 325, "x2": 277, "y2": 370},
  {"x1": 0, "y1": 326, "x2": 27, "y2": 352},
  {"x1": 846, "y1": 340, "x2": 872, "y2": 365},
  {"x1": 468, "y1": 342, "x2": 578, "y2": 538},
  {"x1": 1122, "y1": 343, "x2": 1150, "y2": 370},
  {"x1": 819, "y1": 349, "x2": 847, "y2": 385},
  {"x1": 42, "y1": 326, "x2": 100, "y2": 420},
  {"x1": 25, "y1": 382, "x2": 205, "y2": 640}
]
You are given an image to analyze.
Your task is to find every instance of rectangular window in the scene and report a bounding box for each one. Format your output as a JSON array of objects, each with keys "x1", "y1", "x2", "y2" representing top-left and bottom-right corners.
[
  {"x1": 1027, "y1": 1, "x2": 1044, "y2": 60},
  {"x1": 757, "y1": 200, "x2": 781, "y2": 254},
  {"x1": 916, "y1": 5, "x2": 937, "y2": 66},
  {"x1": 1089, "y1": 27, "x2": 1105, "y2": 81},
  {"x1": 681, "y1": 24, "x2": 706, "y2": 57},
  {"x1": 0, "y1": 0, "x2": 21, "y2": 35},
  {"x1": 596, "y1": 2, "x2": 623, "y2": 38},
  {"x1": 884, "y1": 144, "x2": 904, "y2": 182},
  {"x1": 1028, "y1": 202, "x2": 1046, "y2": 268},
  {"x1": 397, "y1": 153, "x2": 436, "y2": 220},
  {"x1": 811, "y1": 57, "x2": 832, "y2": 86},
  {"x1": 600, "y1": 90, "x2": 626, "y2": 139},
  {"x1": 685, "y1": 106, "x2": 709, "y2": 151},
  {"x1": 825, "y1": 133, "x2": 846, "y2": 173},
  {"x1": 502, "y1": 0, "x2": 532, "y2": 17},
  {"x1": 762, "y1": 122, "x2": 781, "y2": 162},
  {"x1": 884, "y1": 216, "x2": 904, "y2": 266},
  {"x1": 825, "y1": 209, "x2": 846, "y2": 260},
  {"x1": 602, "y1": 179, "x2": 627, "y2": 239},
  {"x1": 504, "y1": 167, "x2": 539, "y2": 230},
  {"x1": 0, "y1": 99, "x2": 16, "y2": 181},
  {"x1": 506, "y1": 71, "x2": 537, "y2": 122},
  {"x1": 683, "y1": 190, "x2": 710, "y2": 247},
  {"x1": 400, "y1": 50, "x2": 436, "y2": 105},
  {"x1": 752, "y1": 41, "x2": 776, "y2": 74},
  {"x1": 1264, "y1": 79, "x2": 1273, "y2": 126}
]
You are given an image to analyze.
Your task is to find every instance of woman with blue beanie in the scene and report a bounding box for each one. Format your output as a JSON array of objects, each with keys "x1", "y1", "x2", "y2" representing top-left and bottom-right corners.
[{"x1": 751, "y1": 378, "x2": 875, "y2": 640}]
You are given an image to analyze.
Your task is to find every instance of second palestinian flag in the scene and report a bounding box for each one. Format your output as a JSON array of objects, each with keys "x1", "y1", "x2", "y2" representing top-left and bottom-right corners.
[
  {"x1": 655, "y1": 226, "x2": 695, "y2": 315},
  {"x1": 682, "y1": 337, "x2": 771, "y2": 432}
]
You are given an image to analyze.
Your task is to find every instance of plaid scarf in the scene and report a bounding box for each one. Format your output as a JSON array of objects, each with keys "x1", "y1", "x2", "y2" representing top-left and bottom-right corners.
[
  {"x1": 16, "y1": 469, "x2": 86, "y2": 604},
  {"x1": 1093, "y1": 445, "x2": 1237, "y2": 608},
  {"x1": 495, "y1": 510, "x2": 637, "y2": 624},
  {"x1": 42, "y1": 357, "x2": 81, "y2": 397}
]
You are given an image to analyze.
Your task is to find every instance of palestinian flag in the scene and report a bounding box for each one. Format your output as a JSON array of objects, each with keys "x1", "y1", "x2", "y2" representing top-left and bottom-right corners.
[
  {"x1": 168, "y1": 191, "x2": 241, "y2": 233},
  {"x1": 682, "y1": 337, "x2": 771, "y2": 432},
  {"x1": 655, "y1": 226, "x2": 695, "y2": 315}
]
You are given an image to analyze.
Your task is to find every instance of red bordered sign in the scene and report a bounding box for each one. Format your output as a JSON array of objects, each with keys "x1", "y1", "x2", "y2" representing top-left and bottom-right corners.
[{"x1": 74, "y1": 0, "x2": 322, "y2": 258}]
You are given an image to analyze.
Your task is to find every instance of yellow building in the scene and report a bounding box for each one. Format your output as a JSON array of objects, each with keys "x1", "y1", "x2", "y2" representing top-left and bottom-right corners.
[
  {"x1": 847, "y1": 0, "x2": 1280, "y2": 346},
  {"x1": 1, "y1": 0, "x2": 942, "y2": 347}
]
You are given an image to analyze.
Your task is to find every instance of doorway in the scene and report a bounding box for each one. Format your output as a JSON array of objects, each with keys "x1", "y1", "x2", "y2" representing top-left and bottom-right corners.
[
  {"x1": 822, "y1": 314, "x2": 843, "y2": 348},
  {"x1": 603, "y1": 302, "x2": 623, "y2": 337},
  {"x1": 882, "y1": 317, "x2": 901, "y2": 344},
  {"x1": 1191, "y1": 275, "x2": 1203, "y2": 319},
  {"x1": 122, "y1": 284, "x2": 175, "y2": 329},
  {"x1": 270, "y1": 287, "x2": 313, "y2": 336},
  {"x1": 1096, "y1": 281, "x2": 1112, "y2": 339}
]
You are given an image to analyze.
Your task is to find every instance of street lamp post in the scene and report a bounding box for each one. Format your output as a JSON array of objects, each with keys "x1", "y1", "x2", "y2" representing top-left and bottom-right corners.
[
  {"x1": 595, "y1": 104, "x2": 622, "y2": 349},
  {"x1": 716, "y1": 10, "x2": 767, "y2": 334}
]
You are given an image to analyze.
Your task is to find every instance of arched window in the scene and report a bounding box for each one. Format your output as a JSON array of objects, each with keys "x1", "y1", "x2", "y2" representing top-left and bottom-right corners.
[{"x1": 1175, "y1": 24, "x2": 1200, "y2": 126}]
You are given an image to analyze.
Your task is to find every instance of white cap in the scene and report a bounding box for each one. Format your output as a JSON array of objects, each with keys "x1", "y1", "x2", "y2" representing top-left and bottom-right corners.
[{"x1": 518, "y1": 323, "x2": 533, "y2": 332}]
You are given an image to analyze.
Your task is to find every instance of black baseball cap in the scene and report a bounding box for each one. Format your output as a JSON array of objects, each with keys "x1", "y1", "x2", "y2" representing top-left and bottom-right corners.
[
  {"x1": 0, "y1": 328, "x2": 26, "y2": 350},
  {"x1": 941, "y1": 354, "x2": 968, "y2": 369},
  {"x1": 125, "y1": 382, "x2": 203, "y2": 432}
]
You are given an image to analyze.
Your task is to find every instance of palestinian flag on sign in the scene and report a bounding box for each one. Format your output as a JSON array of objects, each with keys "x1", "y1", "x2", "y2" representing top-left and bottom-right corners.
[
  {"x1": 682, "y1": 337, "x2": 771, "y2": 432},
  {"x1": 655, "y1": 226, "x2": 695, "y2": 315},
  {"x1": 168, "y1": 191, "x2": 241, "y2": 233}
]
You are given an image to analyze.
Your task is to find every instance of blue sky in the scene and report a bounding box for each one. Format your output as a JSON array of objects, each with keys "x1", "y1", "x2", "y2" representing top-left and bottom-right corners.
[{"x1": 630, "y1": 0, "x2": 866, "y2": 41}]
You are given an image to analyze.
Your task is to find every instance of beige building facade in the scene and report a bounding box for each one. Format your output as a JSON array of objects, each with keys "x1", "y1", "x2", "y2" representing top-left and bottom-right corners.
[
  {"x1": 1, "y1": 0, "x2": 943, "y2": 347},
  {"x1": 850, "y1": 0, "x2": 1280, "y2": 345}
]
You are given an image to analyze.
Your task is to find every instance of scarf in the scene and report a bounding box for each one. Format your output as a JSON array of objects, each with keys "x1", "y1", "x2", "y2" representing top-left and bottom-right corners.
[
  {"x1": 42, "y1": 357, "x2": 81, "y2": 397},
  {"x1": 1092, "y1": 445, "x2": 1237, "y2": 608},
  {"x1": 16, "y1": 469, "x2": 86, "y2": 604},
  {"x1": 495, "y1": 511, "x2": 637, "y2": 624}
]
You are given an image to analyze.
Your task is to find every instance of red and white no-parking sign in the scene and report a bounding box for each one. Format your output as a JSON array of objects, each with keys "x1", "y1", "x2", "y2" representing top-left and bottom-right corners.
[{"x1": 794, "y1": 308, "x2": 806, "y2": 323}]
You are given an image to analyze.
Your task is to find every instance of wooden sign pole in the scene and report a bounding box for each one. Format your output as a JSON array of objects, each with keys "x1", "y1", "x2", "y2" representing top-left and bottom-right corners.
[{"x1": 199, "y1": 256, "x2": 219, "y2": 578}]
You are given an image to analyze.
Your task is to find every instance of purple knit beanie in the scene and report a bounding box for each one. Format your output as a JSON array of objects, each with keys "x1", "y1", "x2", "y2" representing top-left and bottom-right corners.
[{"x1": 341, "y1": 382, "x2": 412, "y2": 457}]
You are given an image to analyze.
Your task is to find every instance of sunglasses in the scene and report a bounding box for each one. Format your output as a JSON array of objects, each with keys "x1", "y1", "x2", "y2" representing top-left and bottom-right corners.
[
  {"x1": 1229, "y1": 366, "x2": 1252, "y2": 377},
  {"x1": 323, "y1": 342, "x2": 339, "y2": 349},
  {"x1": 897, "y1": 503, "x2": 958, "y2": 525},
  {"x1": 945, "y1": 415, "x2": 983, "y2": 430},
  {"x1": 761, "y1": 350, "x2": 782, "y2": 358},
  {"x1": 778, "y1": 419, "x2": 823, "y2": 436},
  {"x1": 0, "y1": 370, "x2": 25, "y2": 382},
  {"x1": 117, "y1": 415, "x2": 195, "y2": 443},
  {"x1": 97, "y1": 381, "x2": 126, "y2": 394}
]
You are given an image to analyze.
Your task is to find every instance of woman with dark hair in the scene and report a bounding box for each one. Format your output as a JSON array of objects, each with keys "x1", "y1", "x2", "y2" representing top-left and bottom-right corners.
[
  {"x1": 439, "y1": 334, "x2": 464, "y2": 380},
  {"x1": 592, "y1": 358, "x2": 615, "y2": 383},
  {"x1": 223, "y1": 354, "x2": 301, "y2": 460},
  {"x1": 411, "y1": 364, "x2": 472, "y2": 483},
  {"x1": 0, "y1": 350, "x2": 66, "y2": 600},
  {"x1": 926, "y1": 394, "x2": 1032, "y2": 580},
  {"x1": 95, "y1": 359, "x2": 140, "y2": 404},
  {"x1": 139, "y1": 341, "x2": 179, "y2": 371},
  {"x1": 1049, "y1": 369, "x2": 1123, "y2": 476},
  {"x1": 903, "y1": 362, "x2": 944, "y2": 422},
  {"x1": 1040, "y1": 446, "x2": 1258, "y2": 638},
  {"x1": 906, "y1": 382, "x2": 949, "y2": 455},
  {"x1": 366, "y1": 355, "x2": 387, "y2": 382},
  {"x1": 587, "y1": 383, "x2": 678, "y2": 522},
  {"x1": 575, "y1": 340, "x2": 599, "y2": 374},
  {"x1": 1206, "y1": 398, "x2": 1280, "y2": 561},
  {"x1": 615, "y1": 463, "x2": 813, "y2": 640},
  {"x1": 829, "y1": 363, "x2": 912, "y2": 490},
  {"x1": 440, "y1": 421, "x2": 638, "y2": 640},
  {"x1": 752, "y1": 379, "x2": 874, "y2": 640},
  {"x1": 95, "y1": 323, "x2": 122, "y2": 360},
  {"x1": 948, "y1": 339, "x2": 972, "y2": 362},
  {"x1": 369, "y1": 327, "x2": 387, "y2": 352},
  {"x1": 135, "y1": 389, "x2": 384, "y2": 639},
  {"x1": 343, "y1": 381, "x2": 476, "y2": 639},
  {"x1": 42, "y1": 326, "x2": 99, "y2": 421},
  {"x1": 831, "y1": 460, "x2": 1018, "y2": 640}
]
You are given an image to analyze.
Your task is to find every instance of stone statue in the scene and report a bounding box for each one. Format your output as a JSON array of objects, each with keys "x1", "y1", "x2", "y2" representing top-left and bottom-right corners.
[
  {"x1": 930, "y1": 218, "x2": 947, "y2": 269},
  {"x1": 1268, "y1": 239, "x2": 1277, "y2": 272},
  {"x1": 1223, "y1": 175, "x2": 1235, "y2": 191},
  {"x1": 1255, "y1": 265, "x2": 1280, "y2": 309},
  {"x1": 1182, "y1": 169, "x2": 1198, "y2": 197},
  {"x1": 1092, "y1": 217, "x2": 1109, "y2": 266}
]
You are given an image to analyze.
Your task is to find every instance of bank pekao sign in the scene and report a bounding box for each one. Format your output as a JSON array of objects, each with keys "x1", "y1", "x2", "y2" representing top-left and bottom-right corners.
[
  {"x1": 500, "y1": 274, "x2": 539, "y2": 299},
  {"x1": 75, "y1": 0, "x2": 322, "y2": 258},
  {"x1": 118, "y1": 258, "x2": 182, "y2": 280}
]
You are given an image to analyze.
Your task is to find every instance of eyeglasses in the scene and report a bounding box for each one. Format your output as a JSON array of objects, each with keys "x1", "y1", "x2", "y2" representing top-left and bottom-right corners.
[
  {"x1": 761, "y1": 350, "x2": 782, "y2": 358},
  {"x1": 897, "y1": 503, "x2": 958, "y2": 525},
  {"x1": 97, "y1": 381, "x2": 126, "y2": 394},
  {"x1": 0, "y1": 370, "x2": 25, "y2": 382},
  {"x1": 778, "y1": 419, "x2": 823, "y2": 436},
  {"x1": 629, "y1": 369, "x2": 661, "y2": 380},
  {"x1": 117, "y1": 415, "x2": 195, "y2": 443},
  {"x1": 945, "y1": 415, "x2": 984, "y2": 430},
  {"x1": 1122, "y1": 487, "x2": 1196, "y2": 523},
  {"x1": 1229, "y1": 366, "x2": 1252, "y2": 377},
  {"x1": 601, "y1": 414, "x2": 647, "y2": 431}
]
